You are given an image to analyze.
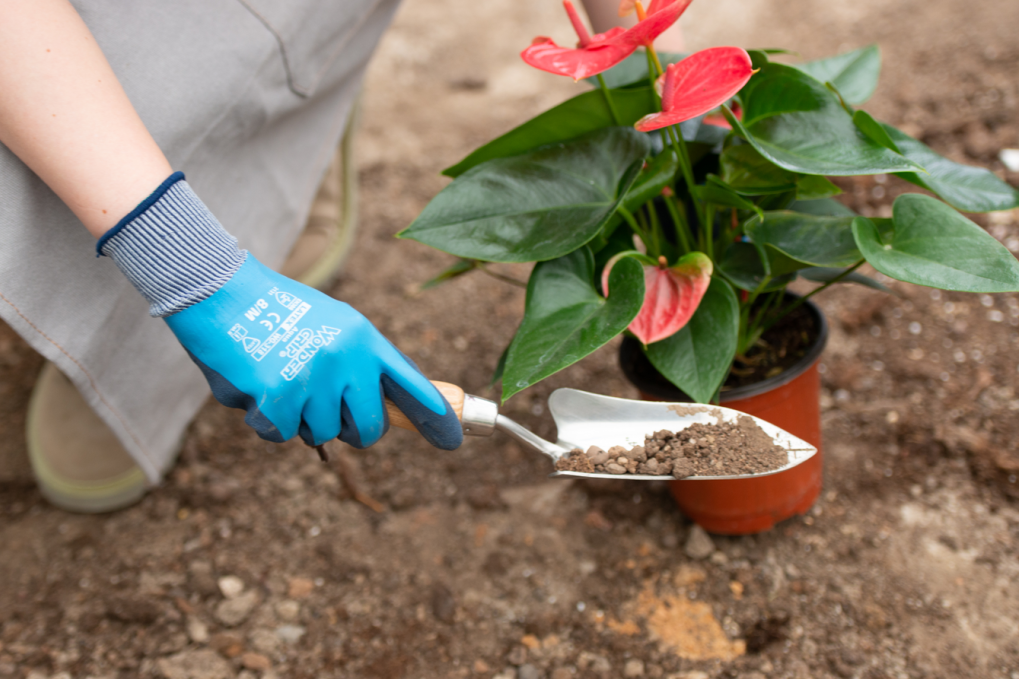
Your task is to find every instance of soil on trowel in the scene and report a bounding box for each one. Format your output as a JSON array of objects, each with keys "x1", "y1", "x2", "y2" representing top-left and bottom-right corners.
[{"x1": 555, "y1": 415, "x2": 789, "y2": 477}]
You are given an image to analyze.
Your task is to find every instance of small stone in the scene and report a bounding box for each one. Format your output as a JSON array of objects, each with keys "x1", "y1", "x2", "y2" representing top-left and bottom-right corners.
[
  {"x1": 214, "y1": 590, "x2": 259, "y2": 627},
  {"x1": 576, "y1": 651, "x2": 611, "y2": 674},
  {"x1": 518, "y1": 664, "x2": 542, "y2": 679},
  {"x1": 507, "y1": 645, "x2": 528, "y2": 665},
  {"x1": 607, "y1": 446, "x2": 628, "y2": 458},
  {"x1": 249, "y1": 628, "x2": 279, "y2": 654},
  {"x1": 644, "y1": 458, "x2": 658, "y2": 473},
  {"x1": 551, "y1": 669, "x2": 573, "y2": 679},
  {"x1": 275, "y1": 599, "x2": 300, "y2": 621},
  {"x1": 186, "y1": 616, "x2": 209, "y2": 644},
  {"x1": 241, "y1": 652, "x2": 272, "y2": 671},
  {"x1": 157, "y1": 649, "x2": 233, "y2": 679},
  {"x1": 654, "y1": 430, "x2": 671, "y2": 440},
  {"x1": 624, "y1": 659, "x2": 645, "y2": 677},
  {"x1": 209, "y1": 631, "x2": 244, "y2": 658},
  {"x1": 626, "y1": 446, "x2": 647, "y2": 463},
  {"x1": 287, "y1": 577, "x2": 314, "y2": 599},
  {"x1": 275, "y1": 625, "x2": 306, "y2": 644},
  {"x1": 605, "y1": 463, "x2": 627, "y2": 475},
  {"x1": 520, "y1": 634, "x2": 541, "y2": 649},
  {"x1": 684, "y1": 525, "x2": 715, "y2": 560},
  {"x1": 217, "y1": 575, "x2": 244, "y2": 599},
  {"x1": 671, "y1": 458, "x2": 696, "y2": 478},
  {"x1": 585, "y1": 446, "x2": 606, "y2": 459},
  {"x1": 474, "y1": 660, "x2": 491, "y2": 673}
]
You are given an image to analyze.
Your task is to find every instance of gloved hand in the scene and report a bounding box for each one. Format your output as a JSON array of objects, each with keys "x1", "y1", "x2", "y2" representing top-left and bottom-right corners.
[{"x1": 98, "y1": 172, "x2": 463, "y2": 450}]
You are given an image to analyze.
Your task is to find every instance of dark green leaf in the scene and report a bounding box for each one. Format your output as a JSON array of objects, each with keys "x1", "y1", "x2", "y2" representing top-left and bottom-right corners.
[
  {"x1": 717, "y1": 242, "x2": 796, "y2": 291},
  {"x1": 645, "y1": 277, "x2": 740, "y2": 403},
  {"x1": 420, "y1": 258, "x2": 476, "y2": 289},
  {"x1": 623, "y1": 150, "x2": 680, "y2": 210},
  {"x1": 795, "y1": 174, "x2": 842, "y2": 200},
  {"x1": 401, "y1": 128, "x2": 650, "y2": 263},
  {"x1": 697, "y1": 176, "x2": 763, "y2": 216},
  {"x1": 789, "y1": 198, "x2": 855, "y2": 216},
  {"x1": 747, "y1": 50, "x2": 770, "y2": 70},
  {"x1": 798, "y1": 266, "x2": 890, "y2": 292},
  {"x1": 442, "y1": 88, "x2": 657, "y2": 177},
  {"x1": 725, "y1": 64, "x2": 921, "y2": 176},
  {"x1": 793, "y1": 45, "x2": 881, "y2": 105},
  {"x1": 852, "y1": 196, "x2": 1019, "y2": 292},
  {"x1": 747, "y1": 211, "x2": 862, "y2": 271},
  {"x1": 852, "y1": 111, "x2": 899, "y2": 151},
  {"x1": 502, "y1": 248, "x2": 644, "y2": 402},
  {"x1": 883, "y1": 124, "x2": 1019, "y2": 213},
  {"x1": 721, "y1": 144, "x2": 798, "y2": 195}
]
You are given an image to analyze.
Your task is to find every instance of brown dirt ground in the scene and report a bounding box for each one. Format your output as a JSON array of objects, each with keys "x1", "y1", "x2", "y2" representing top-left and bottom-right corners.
[{"x1": 3, "y1": 0, "x2": 1019, "y2": 678}]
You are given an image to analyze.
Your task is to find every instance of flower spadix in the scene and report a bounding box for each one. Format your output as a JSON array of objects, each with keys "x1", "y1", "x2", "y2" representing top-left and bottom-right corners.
[
  {"x1": 602, "y1": 252, "x2": 713, "y2": 345},
  {"x1": 635, "y1": 47, "x2": 754, "y2": 132}
]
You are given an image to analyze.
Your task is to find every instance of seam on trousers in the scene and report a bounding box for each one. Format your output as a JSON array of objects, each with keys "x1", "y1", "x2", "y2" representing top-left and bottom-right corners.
[{"x1": 0, "y1": 290, "x2": 156, "y2": 468}]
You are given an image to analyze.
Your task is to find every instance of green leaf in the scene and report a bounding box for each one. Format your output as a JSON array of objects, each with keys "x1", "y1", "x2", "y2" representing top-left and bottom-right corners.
[
  {"x1": 746, "y1": 49, "x2": 771, "y2": 70},
  {"x1": 793, "y1": 45, "x2": 881, "y2": 105},
  {"x1": 717, "y1": 242, "x2": 796, "y2": 292},
  {"x1": 588, "y1": 51, "x2": 688, "y2": 89},
  {"x1": 747, "y1": 211, "x2": 863, "y2": 271},
  {"x1": 852, "y1": 195, "x2": 1019, "y2": 292},
  {"x1": 725, "y1": 64, "x2": 921, "y2": 176},
  {"x1": 883, "y1": 124, "x2": 1019, "y2": 213},
  {"x1": 697, "y1": 176, "x2": 763, "y2": 217},
  {"x1": 420, "y1": 258, "x2": 476, "y2": 289},
  {"x1": 443, "y1": 87, "x2": 657, "y2": 177},
  {"x1": 401, "y1": 128, "x2": 650, "y2": 263},
  {"x1": 795, "y1": 174, "x2": 842, "y2": 200},
  {"x1": 645, "y1": 277, "x2": 740, "y2": 403},
  {"x1": 502, "y1": 248, "x2": 644, "y2": 402},
  {"x1": 721, "y1": 144, "x2": 797, "y2": 195},
  {"x1": 789, "y1": 198, "x2": 855, "y2": 217},
  {"x1": 798, "y1": 266, "x2": 890, "y2": 292},
  {"x1": 852, "y1": 110, "x2": 899, "y2": 152},
  {"x1": 623, "y1": 150, "x2": 680, "y2": 210}
]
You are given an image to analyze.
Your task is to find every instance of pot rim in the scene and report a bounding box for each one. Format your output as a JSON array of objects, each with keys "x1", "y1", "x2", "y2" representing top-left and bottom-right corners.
[{"x1": 620, "y1": 294, "x2": 829, "y2": 402}]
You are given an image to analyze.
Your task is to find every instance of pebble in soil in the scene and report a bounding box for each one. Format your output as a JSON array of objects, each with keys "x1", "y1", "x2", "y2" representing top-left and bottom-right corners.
[{"x1": 554, "y1": 416, "x2": 788, "y2": 477}]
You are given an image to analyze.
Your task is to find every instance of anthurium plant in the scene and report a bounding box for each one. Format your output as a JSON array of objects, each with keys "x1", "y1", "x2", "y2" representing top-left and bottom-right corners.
[{"x1": 400, "y1": 0, "x2": 1019, "y2": 404}]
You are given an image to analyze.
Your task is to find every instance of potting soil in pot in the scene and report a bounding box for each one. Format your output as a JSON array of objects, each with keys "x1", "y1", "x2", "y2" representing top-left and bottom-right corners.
[{"x1": 555, "y1": 415, "x2": 788, "y2": 477}]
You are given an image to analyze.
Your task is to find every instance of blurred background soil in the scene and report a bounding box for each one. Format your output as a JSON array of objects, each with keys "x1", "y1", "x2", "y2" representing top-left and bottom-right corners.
[{"x1": 2, "y1": 0, "x2": 1019, "y2": 677}]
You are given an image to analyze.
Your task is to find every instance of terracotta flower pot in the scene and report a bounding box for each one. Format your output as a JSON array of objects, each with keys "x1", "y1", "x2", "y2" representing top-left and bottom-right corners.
[{"x1": 619, "y1": 299, "x2": 829, "y2": 535}]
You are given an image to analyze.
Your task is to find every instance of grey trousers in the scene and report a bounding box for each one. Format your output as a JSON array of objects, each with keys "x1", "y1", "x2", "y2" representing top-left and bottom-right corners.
[{"x1": 0, "y1": 0, "x2": 400, "y2": 483}]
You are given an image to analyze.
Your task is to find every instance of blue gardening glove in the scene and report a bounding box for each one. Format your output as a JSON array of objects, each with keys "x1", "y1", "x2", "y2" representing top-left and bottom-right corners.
[{"x1": 98, "y1": 172, "x2": 463, "y2": 450}]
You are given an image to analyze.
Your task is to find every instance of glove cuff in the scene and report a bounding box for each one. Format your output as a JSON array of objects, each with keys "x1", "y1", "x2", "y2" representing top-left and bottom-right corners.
[{"x1": 98, "y1": 172, "x2": 246, "y2": 317}]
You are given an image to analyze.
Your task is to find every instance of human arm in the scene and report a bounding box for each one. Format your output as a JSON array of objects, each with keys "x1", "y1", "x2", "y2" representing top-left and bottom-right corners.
[
  {"x1": 0, "y1": 0, "x2": 463, "y2": 450},
  {"x1": 0, "y1": 0, "x2": 172, "y2": 238}
]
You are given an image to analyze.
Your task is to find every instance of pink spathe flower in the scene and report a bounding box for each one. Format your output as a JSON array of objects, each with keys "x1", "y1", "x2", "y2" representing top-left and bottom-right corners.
[
  {"x1": 602, "y1": 252, "x2": 713, "y2": 345},
  {"x1": 521, "y1": 1, "x2": 636, "y2": 81},
  {"x1": 635, "y1": 47, "x2": 754, "y2": 132},
  {"x1": 521, "y1": 0, "x2": 693, "y2": 81}
]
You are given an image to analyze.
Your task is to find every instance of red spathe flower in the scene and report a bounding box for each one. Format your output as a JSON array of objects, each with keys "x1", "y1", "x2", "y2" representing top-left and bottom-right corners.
[
  {"x1": 703, "y1": 102, "x2": 742, "y2": 130},
  {"x1": 521, "y1": 1, "x2": 637, "y2": 81},
  {"x1": 603, "y1": 252, "x2": 713, "y2": 345},
  {"x1": 635, "y1": 47, "x2": 754, "y2": 132},
  {"x1": 521, "y1": 0, "x2": 693, "y2": 81}
]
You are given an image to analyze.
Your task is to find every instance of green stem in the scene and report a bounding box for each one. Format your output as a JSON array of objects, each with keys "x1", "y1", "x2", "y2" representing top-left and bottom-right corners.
[
  {"x1": 645, "y1": 202, "x2": 663, "y2": 258},
  {"x1": 760, "y1": 259, "x2": 865, "y2": 335},
  {"x1": 618, "y1": 206, "x2": 650, "y2": 250},
  {"x1": 663, "y1": 195, "x2": 692, "y2": 254},
  {"x1": 596, "y1": 74, "x2": 622, "y2": 126},
  {"x1": 478, "y1": 264, "x2": 527, "y2": 288}
]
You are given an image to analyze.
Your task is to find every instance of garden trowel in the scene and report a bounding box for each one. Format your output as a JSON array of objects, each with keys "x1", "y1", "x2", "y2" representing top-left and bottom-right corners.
[{"x1": 387, "y1": 382, "x2": 816, "y2": 481}]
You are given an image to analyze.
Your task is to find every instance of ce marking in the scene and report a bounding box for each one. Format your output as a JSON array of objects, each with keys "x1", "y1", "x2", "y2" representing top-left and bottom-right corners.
[{"x1": 259, "y1": 312, "x2": 282, "y2": 332}]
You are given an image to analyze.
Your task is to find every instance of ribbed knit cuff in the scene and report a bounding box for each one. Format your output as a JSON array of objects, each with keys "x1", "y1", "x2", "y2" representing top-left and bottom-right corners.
[{"x1": 98, "y1": 173, "x2": 246, "y2": 317}]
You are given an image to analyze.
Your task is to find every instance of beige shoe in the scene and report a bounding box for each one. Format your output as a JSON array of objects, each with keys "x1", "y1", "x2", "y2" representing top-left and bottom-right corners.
[
  {"x1": 280, "y1": 105, "x2": 360, "y2": 289},
  {"x1": 26, "y1": 362, "x2": 148, "y2": 513}
]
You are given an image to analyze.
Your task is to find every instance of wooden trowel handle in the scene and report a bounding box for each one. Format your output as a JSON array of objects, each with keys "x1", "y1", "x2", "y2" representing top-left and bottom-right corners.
[{"x1": 386, "y1": 381, "x2": 465, "y2": 431}]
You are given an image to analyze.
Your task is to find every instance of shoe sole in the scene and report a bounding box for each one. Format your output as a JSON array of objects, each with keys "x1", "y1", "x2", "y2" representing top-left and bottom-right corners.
[{"x1": 26, "y1": 363, "x2": 148, "y2": 514}]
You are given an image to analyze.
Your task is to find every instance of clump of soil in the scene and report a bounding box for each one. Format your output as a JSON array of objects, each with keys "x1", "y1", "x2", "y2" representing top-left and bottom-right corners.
[{"x1": 555, "y1": 416, "x2": 789, "y2": 477}]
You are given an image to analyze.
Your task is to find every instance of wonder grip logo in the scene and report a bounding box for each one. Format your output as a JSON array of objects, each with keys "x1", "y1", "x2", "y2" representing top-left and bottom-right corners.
[{"x1": 226, "y1": 286, "x2": 341, "y2": 381}]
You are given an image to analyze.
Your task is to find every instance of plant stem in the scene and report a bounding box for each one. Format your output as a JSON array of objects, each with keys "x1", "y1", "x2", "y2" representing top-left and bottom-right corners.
[
  {"x1": 596, "y1": 73, "x2": 622, "y2": 126},
  {"x1": 618, "y1": 206, "x2": 651, "y2": 251},
  {"x1": 646, "y1": 43, "x2": 665, "y2": 78},
  {"x1": 760, "y1": 259, "x2": 865, "y2": 335},
  {"x1": 663, "y1": 195, "x2": 691, "y2": 254},
  {"x1": 645, "y1": 202, "x2": 663, "y2": 257}
]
